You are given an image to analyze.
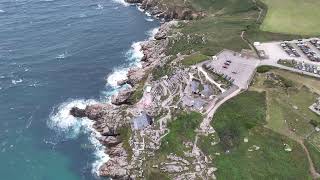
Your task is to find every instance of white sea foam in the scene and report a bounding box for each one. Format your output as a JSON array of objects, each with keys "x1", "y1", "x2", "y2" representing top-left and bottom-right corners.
[
  {"x1": 96, "y1": 4, "x2": 104, "y2": 10},
  {"x1": 106, "y1": 41, "x2": 144, "y2": 88},
  {"x1": 112, "y1": 0, "x2": 129, "y2": 6},
  {"x1": 0, "y1": 10, "x2": 5, "y2": 13},
  {"x1": 145, "y1": 11, "x2": 151, "y2": 17},
  {"x1": 48, "y1": 99, "x2": 109, "y2": 175},
  {"x1": 145, "y1": 17, "x2": 154, "y2": 22},
  {"x1": 106, "y1": 68, "x2": 130, "y2": 88},
  {"x1": 126, "y1": 41, "x2": 144, "y2": 63},
  {"x1": 106, "y1": 26, "x2": 160, "y2": 89},
  {"x1": 48, "y1": 99, "x2": 95, "y2": 137},
  {"x1": 12, "y1": 79, "x2": 23, "y2": 85},
  {"x1": 146, "y1": 27, "x2": 159, "y2": 40},
  {"x1": 56, "y1": 53, "x2": 67, "y2": 59},
  {"x1": 136, "y1": 6, "x2": 144, "y2": 12}
]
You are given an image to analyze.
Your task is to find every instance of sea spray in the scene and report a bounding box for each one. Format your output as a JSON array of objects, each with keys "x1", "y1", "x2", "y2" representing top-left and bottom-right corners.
[
  {"x1": 147, "y1": 27, "x2": 159, "y2": 40},
  {"x1": 48, "y1": 99, "x2": 109, "y2": 175},
  {"x1": 106, "y1": 25, "x2": 158, "y2": 89},
  {"x1": 112, "y1": 0, "x2": 130, "y2": 7},
  {"x1": 106, "y1": 41, "x2": 144, "y2": 88},
  {"x1": 48, "y1": 7, "x2": 160, "y2": 176}
]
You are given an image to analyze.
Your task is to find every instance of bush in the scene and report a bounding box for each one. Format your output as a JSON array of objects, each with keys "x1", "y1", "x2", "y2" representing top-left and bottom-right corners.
[
  {"x1": 278, "y1": 76, "x2": 294, "y2": 88},
  {"x1": 257, "y1": 65, "x2": 274, "y2": 73}
]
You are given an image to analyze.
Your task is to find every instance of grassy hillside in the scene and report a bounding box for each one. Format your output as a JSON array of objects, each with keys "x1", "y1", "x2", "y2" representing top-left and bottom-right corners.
[
  {"x1": 166, "y1": 0, "x2": 307, "y2": 58},
  {"x1": 198, "y1": 91, "x2": 312, "y2": 179},
  {"x1": 261, "y1": 0, "x2": 320, "y2": 35},
  {"x1": 143, "y1": 112, "x2": 202, "y2": 179},
  {"x1": 251, "y1": 69, "x2": 320, "y2": 139}
]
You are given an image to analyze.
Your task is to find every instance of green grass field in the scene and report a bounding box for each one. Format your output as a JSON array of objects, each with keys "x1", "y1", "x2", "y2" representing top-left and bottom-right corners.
[
  {"x1": 198, "y1": 91, "x2": 312, "y2": 179},
  {"x1": 181, "y1": 53, "x2": 209, "y2": 66},
  {"x1": 212, "y1": 91, "x2": 267, "y2": 150},
  {"x1": 261, "y1": 0, "x2": 320, "y2": 35},
  {"x1": 305, "y1": 141, "x2": 320, "y2": 173},
  {"x1": 159, "y1": 111, "x2": 202, "y2": 155},
  {"x1": 251, "y1": 70, "x2": 320, "y2": 138}
]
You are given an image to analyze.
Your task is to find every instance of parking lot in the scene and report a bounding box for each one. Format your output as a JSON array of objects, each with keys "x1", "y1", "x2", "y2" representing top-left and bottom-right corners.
[
  {"x1": 295, "y1": 62, "x2": 320, "y2": 75},
  {"x1": 203, "y1": 50, "x2": 259, "y2": 89},
  {"x1": 256, "y1": 38, "x2": 320, "y2": 64}
]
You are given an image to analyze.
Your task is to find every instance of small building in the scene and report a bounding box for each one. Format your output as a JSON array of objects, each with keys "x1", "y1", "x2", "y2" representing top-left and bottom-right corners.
[
  {"x1": 145, "y1": 85, "x2": 152, "y2": 93},
  {"x1": 190, "y1": 79, "x2": 200, "y2": 94},
  {"x1": 132, "y1": 112, "x2": 153, "y2": 130},
  {"x1": 254, "y1": 42, "x2": 261, "y2": 46},
  {"x1": 200, "y1": 84, "x2": 213, "y2": 98}
]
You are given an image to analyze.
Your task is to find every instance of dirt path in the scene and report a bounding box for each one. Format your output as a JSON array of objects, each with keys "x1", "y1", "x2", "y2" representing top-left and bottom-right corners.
[{"x1": 299, "y1": 140, "x2": 320, "y2": 179}]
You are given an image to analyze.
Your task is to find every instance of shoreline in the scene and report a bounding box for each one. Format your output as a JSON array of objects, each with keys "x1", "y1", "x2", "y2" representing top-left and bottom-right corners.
[
  {"x1": 51, "y1": 0, "x2": 320, "y2": 179},
  {"x1": 68, "y1": 1, "x2": 176, "y2": 178},
  {"x1": 67, "y1": 0, "x2": 205, "y2": 178},
  {"x1": 68, "y1": 0, "x2": 183, "y2": 177}
]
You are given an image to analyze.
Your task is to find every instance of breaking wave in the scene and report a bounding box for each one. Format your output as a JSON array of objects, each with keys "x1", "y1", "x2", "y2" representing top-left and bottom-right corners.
[
  {"x1": 47, "y1": 99, "x2": 109, "y2": 175},
  {"x1": 146, "y1": 27, "x2": 159, "y2": 40},
  {"x1": 106, "y1": 41, "x2": 144, "y2": 88},
  {"x1": 96, "y1": 4, "x2": 104, "y2": 10},
  {"x1": 112, "y1": 0, "x2": 129, "y2": 7},
  {"x1": 12, "y1": 79, "x2": 23, "y2": 85},
  {"x1": 56, "y1": 52, "x2": 68, "y2": 59},
  {"x1": 47, "y1": 11, "x2": 159, "y2": 177},
  {"x1": 145, "y1": 17, "x2": 154, "y2": 22}
]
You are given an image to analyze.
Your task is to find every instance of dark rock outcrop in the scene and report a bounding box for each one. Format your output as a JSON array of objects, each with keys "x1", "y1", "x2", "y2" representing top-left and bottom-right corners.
[
  {"x1": 125, "y1": 0, "x2": 142, "y2": 3},
  {"x1": 70, "y1": 107, "x2": 86, "y2": 118}
]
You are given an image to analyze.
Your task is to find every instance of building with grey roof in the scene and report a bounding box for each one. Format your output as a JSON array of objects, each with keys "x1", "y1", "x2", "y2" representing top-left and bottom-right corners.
[{"x1": 132, "y1": 112, "x2": 153, "y2": 130}]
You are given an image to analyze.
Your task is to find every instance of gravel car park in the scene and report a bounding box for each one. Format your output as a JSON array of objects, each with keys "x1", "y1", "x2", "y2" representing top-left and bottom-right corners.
[
  {"x1": 203, "y1": 50, "x2": 259, "y2": 89},
  {"x1": 255, "y1": 38, "x2": 320, "y2": 64}
]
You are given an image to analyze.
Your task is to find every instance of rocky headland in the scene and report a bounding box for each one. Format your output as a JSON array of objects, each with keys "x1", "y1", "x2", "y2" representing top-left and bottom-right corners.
[
  {"x1": 69, "y1": 1, "x2": 215, "y2": 179},
  {"x1": 70, "y1": 18, "x2": 176, "y2": 179},
  {"x1": 125, "y1": 0, "x2": 205, "y2": 21}
]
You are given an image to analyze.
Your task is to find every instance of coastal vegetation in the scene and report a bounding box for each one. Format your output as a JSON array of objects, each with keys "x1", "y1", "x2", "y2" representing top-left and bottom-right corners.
[
  {"x1": 160, "y1": 111, "x2": 202, "y2": 155},
  {"x1": 251, "y1": 69, "x2": 320, "y2": 138},
  {"x1": 198, "y1": 90, "x2": 312, "y2": 179},
  {"x1": 181, "y1": 53, "x2": 209, "y2": 66},
  {"x1": 212, "y1": 91, "x2": 267, "y2": 150},
  {"x1": 165, "y1": 0, "x2": 311, "y2": 66},
  {"x1": 119, "y1": 126, "x2": 133, "y2": 161},
  {"x1": 143, "y1": 112, "x2": 202, "y2": 179},
  {"x1": 92, "y1": 0, "x2": 320, "y2": 178}
]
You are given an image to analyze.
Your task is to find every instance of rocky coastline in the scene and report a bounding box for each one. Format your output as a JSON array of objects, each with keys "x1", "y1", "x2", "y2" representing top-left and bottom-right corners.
[
  {"x1": 69, "y1": 0, "x2": 208, "y2": 178},
  {"x1": 125, "y1": 0, "x2": 205, "y2": 21},
  {"x1": 70, "y1": 14, "x2": 176, "y2": 179}
]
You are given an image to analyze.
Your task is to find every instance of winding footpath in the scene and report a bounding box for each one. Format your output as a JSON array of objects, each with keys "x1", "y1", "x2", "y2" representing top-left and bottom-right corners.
[{"x1": 299, "y1": 140, "x2": 320, "y2": 179}]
